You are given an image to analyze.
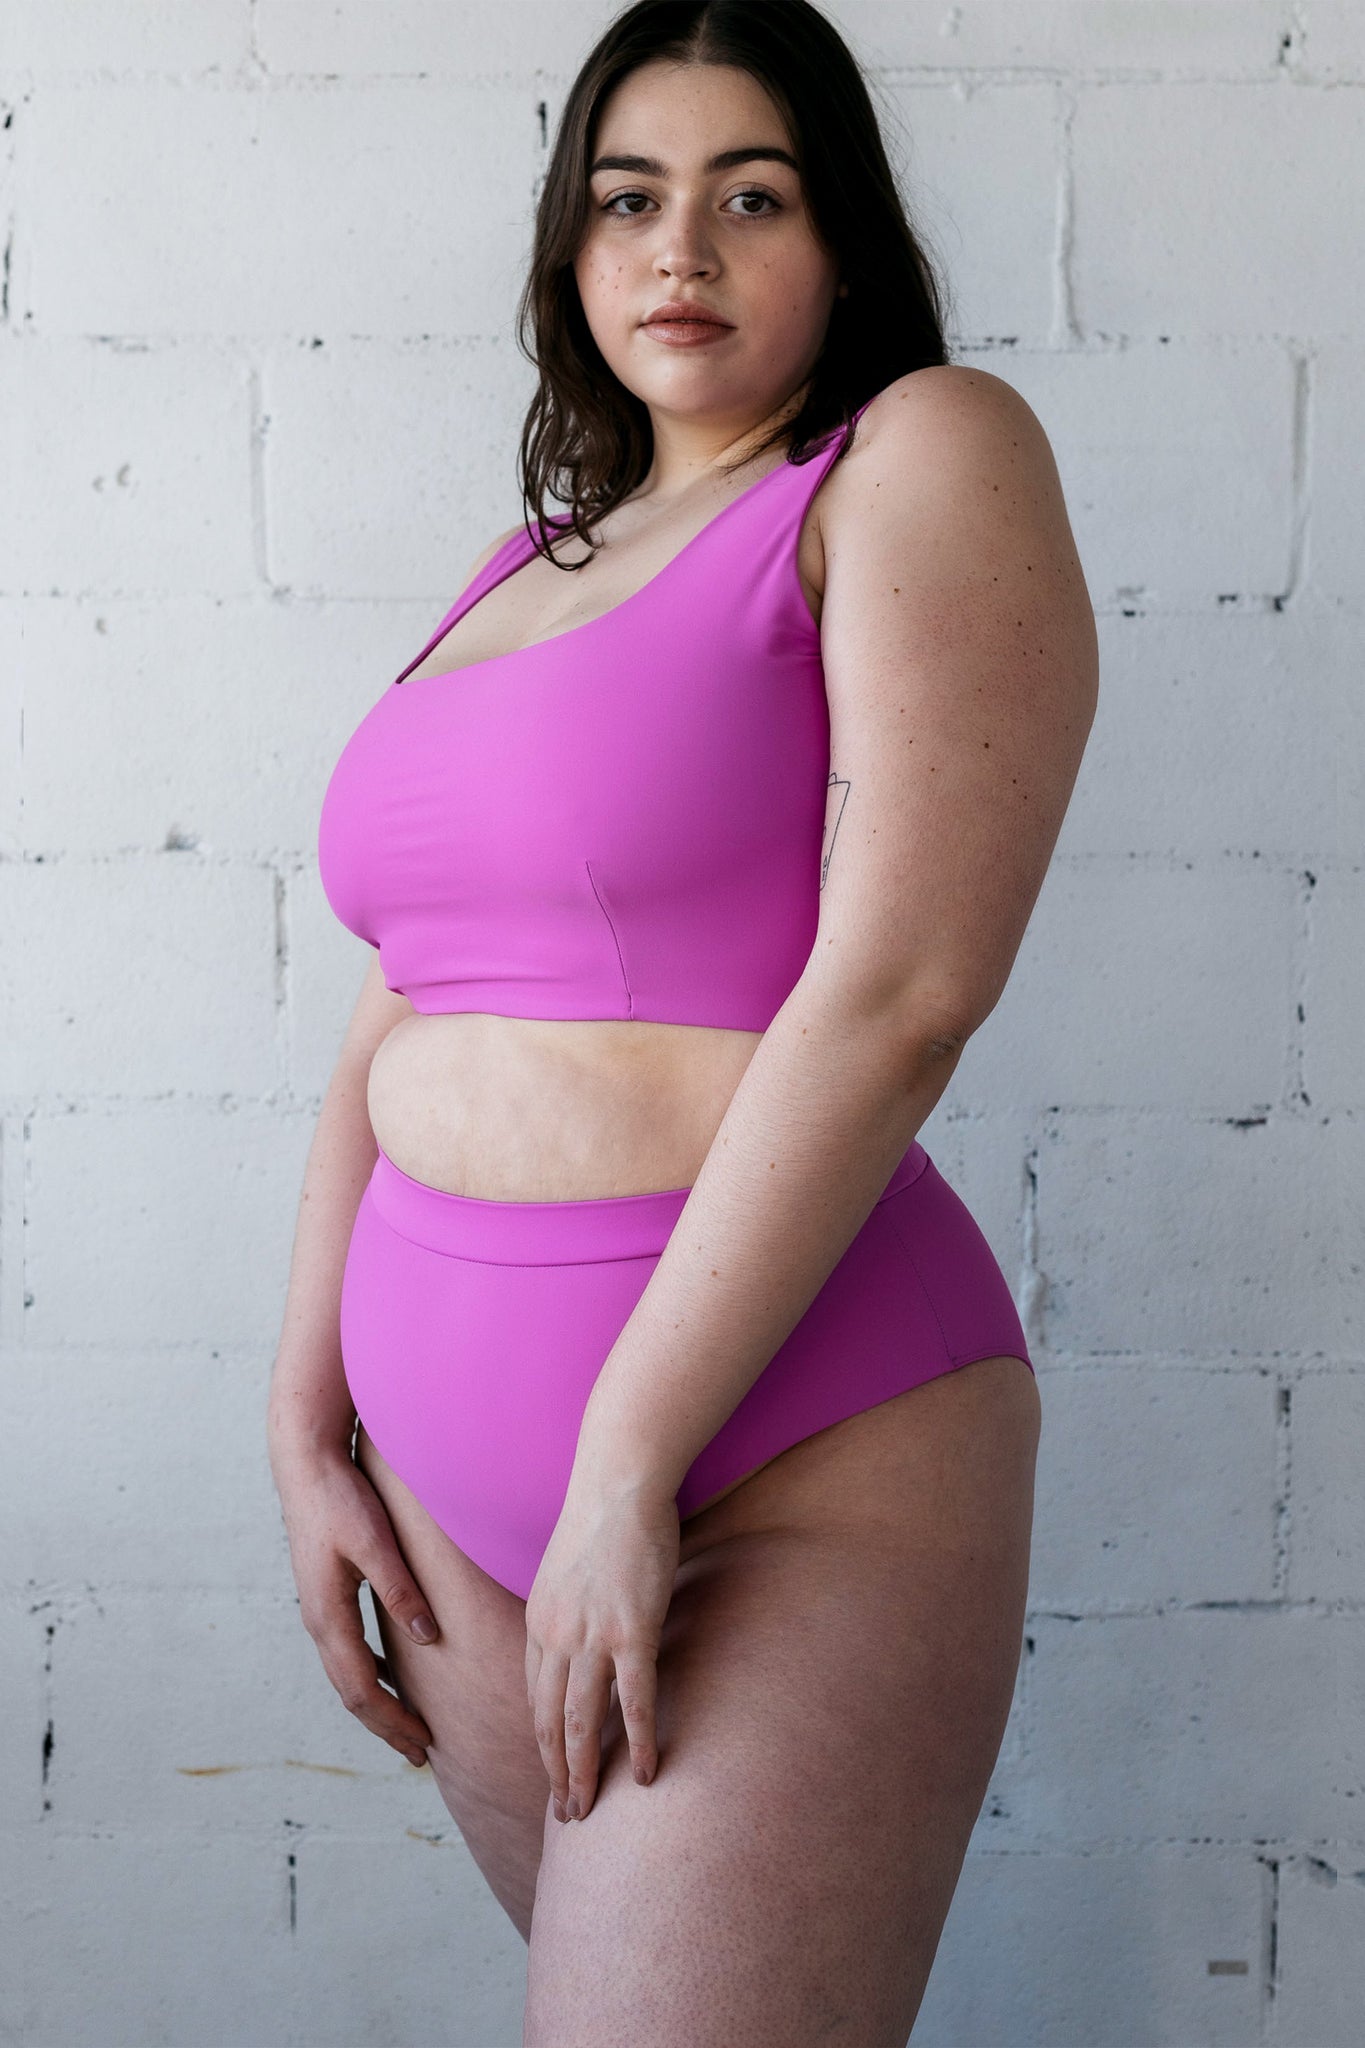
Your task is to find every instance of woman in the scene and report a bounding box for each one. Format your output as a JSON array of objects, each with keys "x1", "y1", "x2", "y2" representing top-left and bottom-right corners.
[{"x1": 268, "y1": 0, "x2": 1098, "y2": 2039}]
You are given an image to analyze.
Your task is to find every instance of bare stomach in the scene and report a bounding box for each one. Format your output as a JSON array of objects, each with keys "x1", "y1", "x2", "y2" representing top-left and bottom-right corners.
[{"x1": 366, "y1": 1012, "x2": 765, "y2": 1202}]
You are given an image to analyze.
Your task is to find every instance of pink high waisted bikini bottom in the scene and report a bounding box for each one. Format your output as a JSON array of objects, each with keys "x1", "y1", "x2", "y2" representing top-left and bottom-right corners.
[{"x1": 339, "y1": 1140, "x2": 1035, "y2": 1601}]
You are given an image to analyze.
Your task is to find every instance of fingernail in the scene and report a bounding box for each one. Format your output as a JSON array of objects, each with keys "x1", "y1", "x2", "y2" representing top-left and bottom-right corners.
[
  {"x1": 405, "y1": 1749, "x2": 427, "y2": 1768},
  {"x1": 566, "y1": 1796, "x2": 581, "y2": 1821},
  {"x1": 409, "y1": 1614, "x2": 437, "y2": 1643},
  {"x1": 634, "y1": 1764, "x2": 651, "y2": 1786},
  {"x1": 553, "y1": 1796, "x2": 568, "y2": 1823}
]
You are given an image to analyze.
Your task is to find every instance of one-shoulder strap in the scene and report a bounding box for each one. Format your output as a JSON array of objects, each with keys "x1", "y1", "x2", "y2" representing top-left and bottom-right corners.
[
  {"x1": 754, "y1": 393, "x2": 875, "y2": 529},
  {"x1": 792, "y1": 394, "x2": 874, "y2": 492},
  {"x1": 711, "y1": 393, "x2": 875, "y2": 615}
]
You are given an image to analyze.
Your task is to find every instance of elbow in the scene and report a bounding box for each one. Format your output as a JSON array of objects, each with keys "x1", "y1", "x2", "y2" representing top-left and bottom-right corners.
[
  {"x1": 800, "y1": 955, "x2": 998, "y2": 1071},
  {"x1": 864, "y1": 983, "x2": 997, "y2": 1070},
  {"x1": 917, "y1": 1017, "x2": 974, "y2": 1064},
  {"x1": 902, "y1": 1009, "x2": 978, "y2": 1071}
]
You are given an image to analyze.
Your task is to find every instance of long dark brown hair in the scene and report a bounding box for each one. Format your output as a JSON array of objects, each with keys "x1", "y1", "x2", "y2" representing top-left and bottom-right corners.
[{"x1": 513, "y1": 0, "x2": 954, "y2": 566}]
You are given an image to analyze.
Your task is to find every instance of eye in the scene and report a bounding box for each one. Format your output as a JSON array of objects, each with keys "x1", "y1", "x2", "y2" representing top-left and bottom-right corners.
[
  {"x1": 598, "y1": 187, "x2": 782, "y2": 219},
  {"x1": 599, "y1": 191, "x2": 652, "y2": 218},
  {"x1": 727, "y1": 189, "x2": 781, "y2": 217}
]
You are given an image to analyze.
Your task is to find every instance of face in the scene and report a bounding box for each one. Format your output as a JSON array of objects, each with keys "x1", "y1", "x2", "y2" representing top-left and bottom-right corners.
[{"x1": 574, "y1": 60, "x2": 842, "y2": 451}]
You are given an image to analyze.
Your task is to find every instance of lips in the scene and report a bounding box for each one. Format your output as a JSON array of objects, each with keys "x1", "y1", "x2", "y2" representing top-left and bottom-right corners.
[{"x1": 643, "y1": 303, "x2": 733, "y2": 328}]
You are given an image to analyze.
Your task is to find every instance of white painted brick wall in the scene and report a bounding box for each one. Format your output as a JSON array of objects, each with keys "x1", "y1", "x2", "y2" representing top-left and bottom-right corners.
[{"x1": 1, "y1": 4, "x2": 1360, "y2": 2044}]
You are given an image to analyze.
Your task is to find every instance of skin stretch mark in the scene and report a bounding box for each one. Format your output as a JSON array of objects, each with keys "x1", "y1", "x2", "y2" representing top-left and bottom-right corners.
[{"x1": 821, "y1": 771, "x2": 850, "y2": 890}]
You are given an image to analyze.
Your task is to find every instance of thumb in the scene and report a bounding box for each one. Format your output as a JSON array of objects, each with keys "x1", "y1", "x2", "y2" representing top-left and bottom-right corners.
[{"x1": 368, "y1": 1546, "x2": 440, "y2": 1645}]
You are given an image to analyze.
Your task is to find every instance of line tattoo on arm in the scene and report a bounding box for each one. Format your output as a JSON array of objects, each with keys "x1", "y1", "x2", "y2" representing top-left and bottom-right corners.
[{"x1": 821, "y1": 772, "x2": 850, "y2": 890}]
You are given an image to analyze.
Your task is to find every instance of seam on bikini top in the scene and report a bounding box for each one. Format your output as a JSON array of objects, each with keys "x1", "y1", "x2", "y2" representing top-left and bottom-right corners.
[{"x1": 584, "y1": 860, "x2": 634, "y2": 1019}]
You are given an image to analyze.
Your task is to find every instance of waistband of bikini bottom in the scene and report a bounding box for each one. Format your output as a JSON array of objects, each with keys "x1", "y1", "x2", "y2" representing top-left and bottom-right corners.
[{"x1": 366, "y1": 1139, "x2": 929, "y2": 1266}]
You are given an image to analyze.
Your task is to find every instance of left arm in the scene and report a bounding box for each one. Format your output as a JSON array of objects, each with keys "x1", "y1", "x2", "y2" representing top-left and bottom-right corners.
[
  {"x1": 573, "y1": 364, "x2": 1099, "y2": 1493},
  {"x1": 525, "y1": 366, "x2": 1100, "y2": 1819}
]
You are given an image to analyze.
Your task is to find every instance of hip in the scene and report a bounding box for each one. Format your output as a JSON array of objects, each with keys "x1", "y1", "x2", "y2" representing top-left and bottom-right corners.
[{"x1": 336, "y1": 1137, "x2": 1033, "y2": 1599}]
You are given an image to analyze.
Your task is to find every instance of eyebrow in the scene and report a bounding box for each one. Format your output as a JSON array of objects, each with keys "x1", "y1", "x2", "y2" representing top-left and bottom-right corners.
[{"x1": 588, "y1": 146, "x2": 801, "y2": 178}]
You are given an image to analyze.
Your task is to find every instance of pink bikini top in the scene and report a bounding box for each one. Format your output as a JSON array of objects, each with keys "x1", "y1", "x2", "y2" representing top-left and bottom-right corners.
[{"x1": 317, "y1": 395, "x2": 873, "y2": 1030}]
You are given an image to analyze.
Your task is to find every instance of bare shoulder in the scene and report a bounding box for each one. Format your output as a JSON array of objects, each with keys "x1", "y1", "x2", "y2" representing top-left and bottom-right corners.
[
  {"x1": 815, "y1": 362, "x2": 1094, "y2": 659},
  {"x1": 823, "y1": 363, "x2": 1074, "y2": 547},
  {"x1": 869, "y1": 360, "x2": 1043, "y2": 426},
  {"x1": 862, "y1": 361, "x2": 1055, "y2": 460}
]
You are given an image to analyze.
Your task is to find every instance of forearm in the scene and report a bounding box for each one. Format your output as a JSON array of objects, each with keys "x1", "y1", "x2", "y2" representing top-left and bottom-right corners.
[
  {"x1": 569, "y1": 971, "x2": 967, "y2": 1504},
  {"x1": 266, "y1": 1050, "x2": 378, "y2": 1471}
]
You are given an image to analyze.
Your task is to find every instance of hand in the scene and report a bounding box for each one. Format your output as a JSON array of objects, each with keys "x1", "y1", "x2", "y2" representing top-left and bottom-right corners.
[
  {"x1": 524, "y1": 1477, "x2": 680, "y2": 1822},
  {"x1": 271, "y1": 1442, "x2": 441, "y2": 1770}
]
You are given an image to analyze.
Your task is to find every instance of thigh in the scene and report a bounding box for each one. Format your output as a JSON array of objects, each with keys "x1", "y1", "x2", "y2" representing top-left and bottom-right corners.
[
  {"x1": 354, "y1": 1423, "x2": 548, "y2": 1942},
  {"x1": 524, "y1": 1355, "x2": 1041, "y2": 2048}
]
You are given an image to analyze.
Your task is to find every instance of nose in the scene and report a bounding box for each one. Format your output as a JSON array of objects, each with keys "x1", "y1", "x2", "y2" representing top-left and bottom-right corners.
[{"x1": 651, "y1": 203, "x2": 721, "y2": 284}]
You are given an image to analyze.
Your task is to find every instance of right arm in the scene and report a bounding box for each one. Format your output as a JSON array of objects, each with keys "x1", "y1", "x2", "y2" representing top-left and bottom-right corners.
[
  {"x1": 266, "y1": 955, "x2": 441, "y2": 1769},
  {"x1": 266, "y1": 952, "x2": 409, "y2": 1464}
]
